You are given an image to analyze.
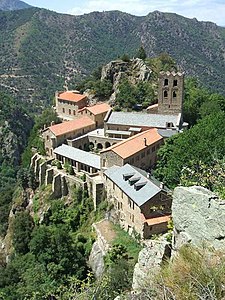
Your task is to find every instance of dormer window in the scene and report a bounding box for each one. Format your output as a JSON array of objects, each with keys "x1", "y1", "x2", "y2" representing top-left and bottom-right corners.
[
  {"x1": 166, "y1": 122, "x2": 173, "y2": 128},
  {"x1": 129, "y1": 176, "x2": 141, "y2": 185},
  {"x1": 123, "y1": 172, "x2": 135, "y2": 181}
]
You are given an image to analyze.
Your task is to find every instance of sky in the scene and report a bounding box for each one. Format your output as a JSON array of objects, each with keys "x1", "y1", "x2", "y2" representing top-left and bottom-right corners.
[{"x1": 25, "y1": 0, "x2": 225, "y2": 26}]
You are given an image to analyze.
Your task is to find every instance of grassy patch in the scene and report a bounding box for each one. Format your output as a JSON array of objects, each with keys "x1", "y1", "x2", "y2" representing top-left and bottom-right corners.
[{"x1": 112, "y1": 224, "x2": 142, "y2": 263}]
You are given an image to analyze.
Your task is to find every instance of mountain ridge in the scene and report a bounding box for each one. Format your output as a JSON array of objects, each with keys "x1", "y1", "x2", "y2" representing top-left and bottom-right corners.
[
  {"x1": 0, "y1": 8, "x2": 224, "y2": 106},
  {"x1": 0, "y1": 0, "x2": 31, "y2": 11}
]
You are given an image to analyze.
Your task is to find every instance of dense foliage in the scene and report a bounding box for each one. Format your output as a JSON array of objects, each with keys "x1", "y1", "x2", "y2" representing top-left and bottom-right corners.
[
  {"x1": 0, "y1": 92, "x2": 33, "y2": 235},
  {"x1": 22, "y1": 108, "x2": 61, "y2": 167},
  {"x1": 155, "y1": 111, "x2": 225, "y2": 196},
  {"x1": 0, "y1": 186, "x2": 94, "y2": 299}
]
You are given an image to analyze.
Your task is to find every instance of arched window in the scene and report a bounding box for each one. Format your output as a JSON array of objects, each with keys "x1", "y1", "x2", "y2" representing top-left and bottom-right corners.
[
  {"x1": 164, "y1": 79, "x2": 168, "y2": 86},
  {"x1": 173, "y1": 80, "x2": 178, "y2": 87},
  {"x1": 173, "y1": 91, "x2": 177, "y2": 99},
  {"x1": 164, "y1": 90, "x2": 168, "y2": 98}
]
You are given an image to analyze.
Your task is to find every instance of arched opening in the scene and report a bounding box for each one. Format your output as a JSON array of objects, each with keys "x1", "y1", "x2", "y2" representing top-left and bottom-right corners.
[
  {"x1": 173, "y1": 91, "x2": 177, "y2": 99},
  {"x1": 97, "y1": 143, "x2": 103, "y2": 150},
  {"x1": 164, "y1": 90, "x2": 168, "y2": 98},
  {"x1": 173, "y1": 80, "x2": 178, "y2": 87},
  {"x1": 105, "y1": 141, "x2": 111, "y2": 148}
]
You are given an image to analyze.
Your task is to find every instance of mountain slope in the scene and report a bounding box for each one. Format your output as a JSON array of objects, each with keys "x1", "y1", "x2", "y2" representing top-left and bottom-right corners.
[
  {"x1": 0, "y1": 8, "x2": 225, "y2": 107},
  {"x1": 0, "y1": 0, "x2": 31, "y2": 11}
]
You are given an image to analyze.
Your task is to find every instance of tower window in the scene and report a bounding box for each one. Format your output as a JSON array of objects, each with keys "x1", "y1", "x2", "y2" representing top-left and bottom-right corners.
[
  {"x1": 164, "y1": 90, "x2": 168, "y2": 98},
  {"x1": 164, "y1": 79, "x2": 168, "y2": 86},
  {"x1": 173, "y1": 91, "x2": 177, "y2": 98},
  {"x1": 173, "y1": 80, "x2": 178, "y2": 87}
]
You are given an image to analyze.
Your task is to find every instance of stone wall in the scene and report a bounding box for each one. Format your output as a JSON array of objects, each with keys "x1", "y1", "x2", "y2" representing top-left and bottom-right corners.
[{"x1": 30, "y1": 154, "x2": 103, "y2": 205}]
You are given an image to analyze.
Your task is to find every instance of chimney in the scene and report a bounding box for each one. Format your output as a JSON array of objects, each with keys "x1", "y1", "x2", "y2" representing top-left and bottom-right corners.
[
  {"x1": 144, "y1": 138, "x2": 147, "y2": 146},
  {"x1": 160, "y1": 182, "x2": 164, "y2": 189}
]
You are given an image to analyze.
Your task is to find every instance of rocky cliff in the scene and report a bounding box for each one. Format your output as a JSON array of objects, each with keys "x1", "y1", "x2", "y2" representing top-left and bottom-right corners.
[
  {"x1": 172, "y1": 185, "x2": 225, "y2": 251},
  {"x1": 89, "y1": 219, "x2": 116, "y2": 278},
  {"x1": 131, "y1": 185, "x2": 225, "y2": 295},
  {"x1": 101, "y1": 58, "x2": 152, "y2": 103}
]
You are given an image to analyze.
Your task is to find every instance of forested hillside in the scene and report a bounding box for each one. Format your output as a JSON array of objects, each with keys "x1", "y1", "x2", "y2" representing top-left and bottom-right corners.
[{"x1": 0, "y1": 8, "x2": 225, "y2": 106}]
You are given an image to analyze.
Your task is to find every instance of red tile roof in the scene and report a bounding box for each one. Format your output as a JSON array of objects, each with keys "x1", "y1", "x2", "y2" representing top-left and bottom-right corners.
[
  {"x1": 101, "y1": 128, "x2": 163, "y2": 159},
  {"x1": 147, "y1": 103, "x2": 158, "y2": 110},
  {"x1": 58, "y1": 91, "x2": 87, "y2": 103},
  {"x1": 49, "y1": 116, "x2": 95, "y2": 137},
  {"x1": 87, "y1": 103, "x2": 111, "y2": 115},
  {"x1": 144, "y1": 215, "x2": 171, "y2": 226}
]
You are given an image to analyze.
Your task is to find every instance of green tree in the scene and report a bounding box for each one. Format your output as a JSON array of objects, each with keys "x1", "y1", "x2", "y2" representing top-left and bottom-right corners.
[
  {"x1": 13, "y1": 211, "x2": 34, "y2": 254},
  {"x1": 154, "y1": 112, "x2": 225, "y2": 188},
  {"x1": 136, "y1": 46, "x2": 147, "y2": 60}
]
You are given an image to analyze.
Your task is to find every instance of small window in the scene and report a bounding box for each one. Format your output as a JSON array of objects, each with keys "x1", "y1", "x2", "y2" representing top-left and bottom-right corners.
[
  {"x1": 173, "y1": 80, "x2": 178, "y2": 87},
  {"x1": 141, "y1": 152, "x2": 145, "y2": 158},
  {"x1": 69, "y1": 109, "x2": 71, "y2": 115},
  {"x1": 147, "y1": 149, "x2": 150, "y2": 155},
  {"x1": 46, "y1": 135, "x2": 49, "y2": 141},
  {"x1": 135, "y1": 155, "x2": 140, "y2": 161},
  {"x1": 164, "y1": 90, "x2": 168, "y2": 98},
  {"x1": 73, "y1": 110, "x2": 76, "y2": 115},
  {"x1": 173, "y1": 91, "x2": 177, "y2": 98},
  {"x1": 164, "y1": 79, "x2": 168, "y2": 86},
  {"x1": 62, "y1": 108, "x2": 65, "y2": 113},
  {"x1": 152, "y1": 146, "x2": 156, "y2": 153}
]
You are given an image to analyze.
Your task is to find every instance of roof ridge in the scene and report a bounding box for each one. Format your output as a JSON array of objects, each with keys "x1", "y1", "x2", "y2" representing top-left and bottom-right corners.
[{"x1": 101, "y1": 128, "x2": 157, "y2": 154}]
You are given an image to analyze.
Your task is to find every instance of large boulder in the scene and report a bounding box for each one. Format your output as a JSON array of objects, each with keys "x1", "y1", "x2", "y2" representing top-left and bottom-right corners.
[
  {"x1": 132, "y1": 234, "x2": 171, "y2": 291},
  {"x1": 172, "y1": 186, "x2": 225, "y2": 251}
]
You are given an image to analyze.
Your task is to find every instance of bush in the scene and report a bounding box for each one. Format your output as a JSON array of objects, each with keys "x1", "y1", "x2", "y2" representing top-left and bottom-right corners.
[{"x1": 56, "y1": 161, "x2": 62, "y2": 170}]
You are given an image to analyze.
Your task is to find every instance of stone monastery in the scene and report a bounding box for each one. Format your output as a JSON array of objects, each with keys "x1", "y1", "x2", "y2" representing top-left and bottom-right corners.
[{"x1": 32, "y1": 71, "x2": 187, "y2": 239}]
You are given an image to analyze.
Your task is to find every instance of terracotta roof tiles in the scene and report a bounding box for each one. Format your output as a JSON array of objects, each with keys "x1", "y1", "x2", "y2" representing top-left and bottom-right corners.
[
  {"x1": 49, "y1": 116, "x2": 95, "y2": 137},
  {"x1": 144, "y1": 215, "x2": 171, "y2": 226},
  {"x1": 101, "y1": 128, "x2": 163, "y2": 159},
  {"x1": 58, "y1": 91, "x2": 87, "y2": 103},
  {"x1": 86, "y1": 103, "x2": 111, "y2": 115}
]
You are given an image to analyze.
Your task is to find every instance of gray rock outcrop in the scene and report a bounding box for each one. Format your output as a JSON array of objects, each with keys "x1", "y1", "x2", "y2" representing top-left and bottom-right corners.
[
  {"x1": 132, "y1": 234, "x2": 171, "y2": 291},
  {"x1": 89, "y1": 219, "x2": 115, "y2": 278},
  {"x1": 101, "y1": 58, "x2": 152, "y2": 103},
  {"x1": 172, "y1": 186, "x2": 225, "y2": 251}
]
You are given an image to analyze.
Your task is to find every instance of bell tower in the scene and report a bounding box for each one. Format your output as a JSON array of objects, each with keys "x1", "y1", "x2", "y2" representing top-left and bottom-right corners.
[{"x1": 158, "y1": 71, "x2": 184, "y2": 115}]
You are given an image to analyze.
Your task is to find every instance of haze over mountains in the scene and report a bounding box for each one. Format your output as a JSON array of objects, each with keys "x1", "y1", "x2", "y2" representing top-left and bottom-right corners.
[{"x1": 0, "y1": 4, "x2": 225, "y2": 105}]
